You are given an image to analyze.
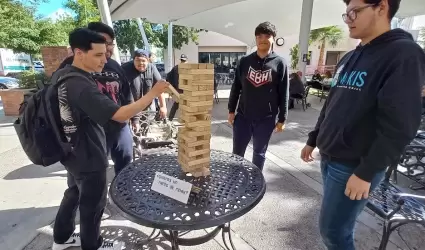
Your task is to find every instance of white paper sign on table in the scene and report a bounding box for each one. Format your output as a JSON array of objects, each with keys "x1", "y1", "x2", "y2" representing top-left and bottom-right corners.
[{"x1": 151, "y1": 172, "x2": 193, "y2": 204}]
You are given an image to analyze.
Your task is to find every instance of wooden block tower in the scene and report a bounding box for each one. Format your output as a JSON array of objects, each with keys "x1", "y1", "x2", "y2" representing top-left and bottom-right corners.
[{"x1": 177, "y1": 63, "x2": 215, "y2": 177}]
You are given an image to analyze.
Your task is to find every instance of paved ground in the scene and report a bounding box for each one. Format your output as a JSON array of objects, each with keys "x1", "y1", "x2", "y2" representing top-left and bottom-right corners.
[{"x1": 0, "y1": 93, "x2": 424, "y2": 250}]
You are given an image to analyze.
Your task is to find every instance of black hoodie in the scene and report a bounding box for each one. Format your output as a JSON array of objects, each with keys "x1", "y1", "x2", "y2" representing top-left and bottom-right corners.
[
  {"x1": 228, "y1": 51, "x2": 289, "y2": 123},
  {"x1": 307, "y1": 29, "x2": 425, "y2": 182}
]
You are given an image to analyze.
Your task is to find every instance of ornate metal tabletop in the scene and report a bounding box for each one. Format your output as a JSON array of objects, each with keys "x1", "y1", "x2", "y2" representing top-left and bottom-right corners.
[{"x1": 109, "y1": 149, "x2": 266, "y2": 231}]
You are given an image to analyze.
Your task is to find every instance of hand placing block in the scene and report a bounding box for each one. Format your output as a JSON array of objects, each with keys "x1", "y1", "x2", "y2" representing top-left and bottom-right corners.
[{"x1": 177, "y1": 63, "x2": 214, "y2": 177}]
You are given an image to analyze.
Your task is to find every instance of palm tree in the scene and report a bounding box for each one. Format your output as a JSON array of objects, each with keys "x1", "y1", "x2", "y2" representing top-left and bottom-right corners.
[{"x1": 310, "y1": 26, "x2": 343, "y2": 67}]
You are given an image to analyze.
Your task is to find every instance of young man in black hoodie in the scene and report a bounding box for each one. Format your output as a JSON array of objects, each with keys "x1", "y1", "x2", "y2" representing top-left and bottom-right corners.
[
  {"x1": 228, "y1": 22, "x2": 289, "y2": 170},
  {"x1": 300, "y1": 0, "x2": 425, "y2": 249},
  {"x1": 57, "y1": 22, "x2": 134, "y2": 175}
]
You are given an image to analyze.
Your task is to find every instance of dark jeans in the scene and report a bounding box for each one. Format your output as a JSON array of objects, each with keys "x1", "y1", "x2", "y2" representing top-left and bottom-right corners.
[
  {"x1": 319, "y1": 158, "x2": 385, "y2": 250},
  {"x1": 53, "y1": 169, "x2": 107, "y2": 250},
  {"x1": 168, "y1": 102, "x2": 179, "y2": 121},
  {"x1": 107, "y1": 123, "x2": 133, "y2": 174},
  {"x1": 232, "y1": 113, "x2": 276, "y2": 170}
]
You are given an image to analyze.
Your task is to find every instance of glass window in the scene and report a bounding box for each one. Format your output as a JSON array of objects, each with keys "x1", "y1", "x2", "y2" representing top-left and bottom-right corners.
[{"x1": 198, "y1": 52, "x2": 247, "y2": 73}]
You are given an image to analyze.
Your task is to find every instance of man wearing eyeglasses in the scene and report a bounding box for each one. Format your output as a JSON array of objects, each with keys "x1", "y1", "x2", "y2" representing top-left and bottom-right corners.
[
  {"x1": 57, "y1": 22, "x2": 134, "y2": 176},
  {"x1": 300, "y1": 0, "x2": 425, "y2": 249}
]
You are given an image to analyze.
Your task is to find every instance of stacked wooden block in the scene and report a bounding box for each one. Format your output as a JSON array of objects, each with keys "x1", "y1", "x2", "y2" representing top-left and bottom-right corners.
[{"x1": 177, "y1": 63, "x2": 215, "y2": 177}]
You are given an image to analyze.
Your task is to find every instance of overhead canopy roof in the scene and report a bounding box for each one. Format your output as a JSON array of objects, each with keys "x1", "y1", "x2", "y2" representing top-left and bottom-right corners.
[{"x1": 110, "y1": 0, "x2": 425, "y2": 45}]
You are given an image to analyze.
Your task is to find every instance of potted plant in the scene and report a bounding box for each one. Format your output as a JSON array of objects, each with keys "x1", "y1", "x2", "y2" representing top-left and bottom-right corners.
[{"x1": 0, "y1": 70, "x2": 49, "y2": 116}]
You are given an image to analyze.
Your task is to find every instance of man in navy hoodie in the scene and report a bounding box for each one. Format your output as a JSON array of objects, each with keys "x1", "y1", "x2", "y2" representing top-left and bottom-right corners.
[
  {"x1": 228, "y1": 21, "x2": 289, "y2": 170},
  {"x1": 57, "y1": 22, "x2": 134, "y2": 175},
  {"x1": 300, "y1": 0, "x2": 425, "y2": 249}
]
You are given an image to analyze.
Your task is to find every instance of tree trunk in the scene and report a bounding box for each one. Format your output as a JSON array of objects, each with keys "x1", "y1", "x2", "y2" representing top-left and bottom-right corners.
[{"x1": 318, "y1": 40, "x2": 326, "y2": 69}]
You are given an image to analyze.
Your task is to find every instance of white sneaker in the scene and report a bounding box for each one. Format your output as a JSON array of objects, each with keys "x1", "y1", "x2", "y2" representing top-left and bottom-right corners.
[
  {"x1": 52, "y1": 232, "x2": 81, "y2": 250},
  {"x1": 99, "y1": 241, "x2": 124, "y2": 250}
]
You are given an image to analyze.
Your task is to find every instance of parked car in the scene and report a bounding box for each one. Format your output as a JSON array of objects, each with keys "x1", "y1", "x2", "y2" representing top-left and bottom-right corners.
[
  {"x1": 0, "y1": 77, "x2": 19, "y2": 89},
  {"x1": 33, "y1": 61, "x2": 45, "y2": 72}
]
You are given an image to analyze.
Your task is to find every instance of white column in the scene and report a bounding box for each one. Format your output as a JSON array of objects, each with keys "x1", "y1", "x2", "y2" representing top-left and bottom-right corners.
[
  {"x1": 297, "y1": 0, "x2": 314, "y2": 82},
  {"x1": 167, "y1": 22, "x2": 173, "y2": 72},
  {"x1": 136, "y1": 18, "x2": 150, "y2": 51},
  {"x1": 97, "y1": 0, "x2": 121, "y2": 64}
]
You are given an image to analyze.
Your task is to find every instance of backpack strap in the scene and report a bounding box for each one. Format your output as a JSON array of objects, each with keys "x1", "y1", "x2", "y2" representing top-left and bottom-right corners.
[
  {"x1": 56, "y1": 72, "x2": 88, "y2": 86},
  {"x1": 47, "y1": 71, "x2": 88, "y2": 153}
]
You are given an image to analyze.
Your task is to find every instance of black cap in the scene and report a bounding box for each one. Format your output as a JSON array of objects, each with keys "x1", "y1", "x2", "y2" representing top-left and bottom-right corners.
[{"x1": 180, "y1": 54, "x2": 188, "y2": 61}]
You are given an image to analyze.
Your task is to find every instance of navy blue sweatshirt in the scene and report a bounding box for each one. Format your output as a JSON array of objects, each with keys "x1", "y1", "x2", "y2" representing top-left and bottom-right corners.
[
  {"x1": 228, "y1": 51, "x2": 289, "y2": 123},
  {"x1": 307, "y1": 29, "x2": 425, "y2": 182}
]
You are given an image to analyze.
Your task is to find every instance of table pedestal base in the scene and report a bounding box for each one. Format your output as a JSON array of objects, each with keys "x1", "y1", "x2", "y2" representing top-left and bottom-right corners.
[{"x1": 159, "y1": 223, "x2": 236, "y2": 250}]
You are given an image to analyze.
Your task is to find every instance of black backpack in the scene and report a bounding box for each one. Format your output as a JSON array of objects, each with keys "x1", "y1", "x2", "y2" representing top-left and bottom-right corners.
[{"x1": 13, "y1": 72, "x2": 83, "y2": 167}]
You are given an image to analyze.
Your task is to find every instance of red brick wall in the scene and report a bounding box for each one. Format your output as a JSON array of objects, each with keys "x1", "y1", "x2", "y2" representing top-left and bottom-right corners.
[
  {"x1": 41, "y1": 46, "x2": 69, "y2": 77},
  {"x1": 0, "y1": 90, "x2": 25, "y2": 116}
]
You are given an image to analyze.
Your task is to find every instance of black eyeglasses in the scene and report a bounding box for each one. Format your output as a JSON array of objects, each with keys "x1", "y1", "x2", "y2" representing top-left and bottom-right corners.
[{"x1": 342, "y1": 4, "x2": 376, "y2": 22}]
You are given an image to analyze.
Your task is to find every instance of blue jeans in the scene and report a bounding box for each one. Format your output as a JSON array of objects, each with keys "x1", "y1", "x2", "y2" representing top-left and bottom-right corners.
[
  {"x1": 106, "y1": 124, "x2": 133, "y2": 174},
  {"x1": 319, "y1": 158, "x2": 385, "y2": 250},
  {"x1": 232, "y1": 113, "x2": 276, "y2": 170}
]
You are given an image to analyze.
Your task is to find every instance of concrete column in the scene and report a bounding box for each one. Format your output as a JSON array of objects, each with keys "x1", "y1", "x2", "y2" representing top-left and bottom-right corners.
[
  {"x1": 97, "y1": 0, "x2": 121, "y2": 64},
  {"x1": 297, "y1": 0, "x2": 314, "y2": 82},
  {"x1": 136, "y1": 18, "x2": 150, "y2": 51},
  {"x1": 167, "y1": 22, "x2": 173, "y2": 72}
]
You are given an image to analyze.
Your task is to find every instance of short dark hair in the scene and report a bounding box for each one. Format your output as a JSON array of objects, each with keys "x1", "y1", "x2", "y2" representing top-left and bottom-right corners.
[
  {"x1": 255, "y1": 22, "x2": 277, "y2": 38},
  {"x1": 343, "y1": 0, "x2": 401, "y2": 19},
  {"x1": 69, "y1": 28, "x2": 106, "y2": 52},
  {"x1": 149, "y1": 52, "x2": 155, "y2": 58},
  {"x1": 87, "y1": 22, "x2": 115, "y2": 40}
]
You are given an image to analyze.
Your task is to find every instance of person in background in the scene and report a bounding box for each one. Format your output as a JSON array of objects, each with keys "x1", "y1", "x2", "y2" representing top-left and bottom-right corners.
[
  {"x1": 122, "y1": 49, "x2": 167, "y2": 132},
  {"x1": 52, "y1": 28, "x2": 169, "y2": 250},
  {"x1": 312, "y1": 69, "x2": 323, "y2": 81},
  {"x1": 167, "y1": 54, "x2": 188, "y2": 121},
  {"x1": 57, "y1": 22, "x2": 133, "y2": 176},
  {"x1": 149, "y1": 52, "x2": 157, "y2": 63},
  {"x1": 300, "y1": 0, "x2": 425, "y2": 249},
  {"x1": 228, "y1": 21, "x2": 288, "y2": 171},
  {"x1": 289, "y1": 72, "x2": 305, "y2": 110}
]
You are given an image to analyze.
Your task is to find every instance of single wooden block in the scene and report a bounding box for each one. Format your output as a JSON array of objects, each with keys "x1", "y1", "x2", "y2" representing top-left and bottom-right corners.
[
  {"x1": 178, "y1": 127, "x2": 210, "y2": 138},
  {"x1": 178, "y1": 132, "x2": 211, "y2": 143},
  {"x1": 206, "y1": 64, "x2": 214, "y2": 69},
  {"x1": 180, "y1": 74, "x2": 214, "y2": 81},
  {"x1": 180, "y1": 105, "x2": 213, "y2": 114},
  {"x1": 179, "y1": 78, "x2": 214, "y2": 87},
  {"x1": 179, "y1": 146, "x2": 210, "y2": 158},
  {"x1": 178, "y1": 138, "x2": 210, "y2": 150},
  {"x1": 179, "y1": 68, "x2": 214, "y2": 75},
  {"x1": 180, "y1": 94, "x2": 214, "y2": 102},
  {"x1": 183, "y1": 90, "x2": 214, "y2": 97},
  {"x1": 180, "y1": 112, "x2": 211, "y2": 123},
  {"x1": 181, "y1": 99, "x2": 213, "y2": 108},
  {"x1": 166, "y1": 85, "x2": 180, "y2": 102},
  {"x1": 178, "y1": 153, "x2": 210, "y2": 167}
]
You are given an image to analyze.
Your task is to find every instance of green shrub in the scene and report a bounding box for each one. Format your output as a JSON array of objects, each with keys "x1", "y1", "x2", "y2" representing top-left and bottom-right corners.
[{"x1": 18, "y1": 70, "x2": 50, "y2": 89}]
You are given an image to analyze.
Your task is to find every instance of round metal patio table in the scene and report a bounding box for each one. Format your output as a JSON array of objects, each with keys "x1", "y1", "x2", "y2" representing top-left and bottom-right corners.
[{"x1": 109, "y1": 149, "x2": 266, "y2": 250}]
